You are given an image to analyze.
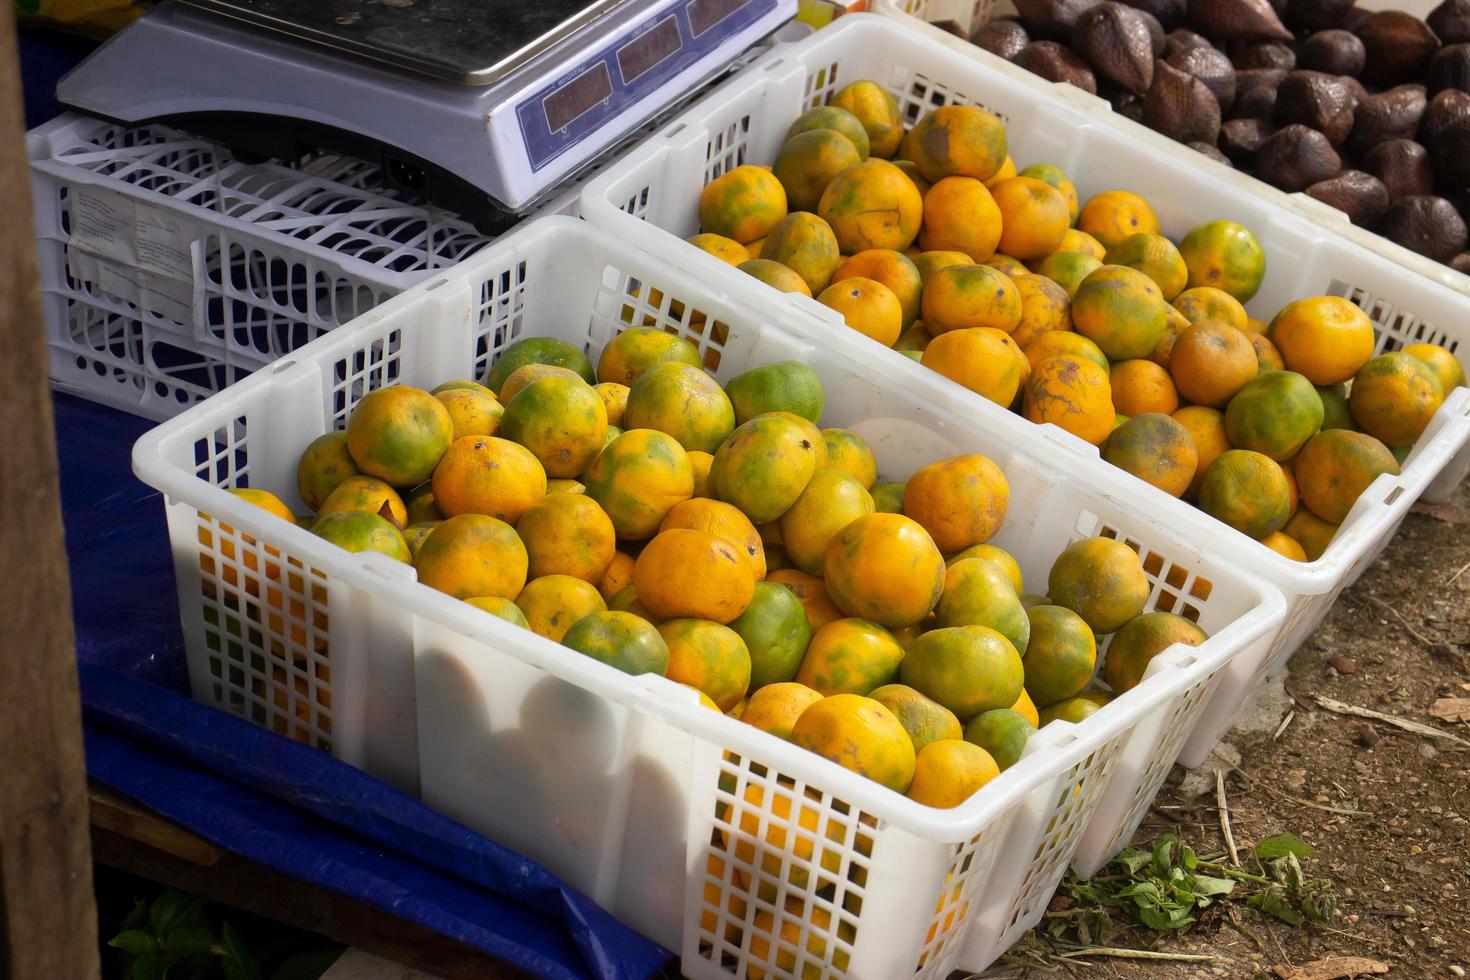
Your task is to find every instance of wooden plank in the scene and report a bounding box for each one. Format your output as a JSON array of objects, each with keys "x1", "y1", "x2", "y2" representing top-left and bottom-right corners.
[
  {"x1": 92, "y1": 827, "x2": 528, "y2": 980},
  {"x1": 89, "y1": 783, "x2": 225, "y2": 867},
  {"x1": 0, "y1": 7, "x2": 102, "y2": 980}
]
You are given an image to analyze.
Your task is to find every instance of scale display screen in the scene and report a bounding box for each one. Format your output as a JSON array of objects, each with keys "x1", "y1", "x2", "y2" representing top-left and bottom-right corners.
[
  {"x1": 543, "y1": 63, "x2": 614, "y2": 131},
  {"x1": 617, "y1": 16, "x2": 681, "y2": 83},
  {"x1": 688, "y1": 0, "x2": 750, "y2": 35}
]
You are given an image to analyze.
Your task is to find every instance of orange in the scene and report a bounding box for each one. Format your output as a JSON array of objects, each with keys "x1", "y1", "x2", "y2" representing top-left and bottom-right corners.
[
  {"x1": 1268, "y1": 296, "x2": 1375, "y2": 386},
  {"x1": 921, "y1": 264, "x2": 1022, "y2": 335},
  {"x1": 296, "y1": 431, "x2": 361, "y2": 513},
  {"x1": 624, "y1": 362, "x2": 735, "y2": 454},
  {"x1": 985, "y1": 253, "x2": 1029, "y2": 276},
  {"x1": 1033, "y1": 251, "x2": 1103, "y2": 298},
  {"x1": 516, "y1": 492, "x2": 617, "y2": 583},
  {"x1": 400, "y1": 485, "x2": 442, "y2": 529},
  {"x1": 786, "y1": 104, "x2": 871, "y2": 159},
  {"x1": 912, "y1": 249, "x2": 975, "y2": 283},
  {"x1": 416, "y1": 514, "x2": 528, "y2": 599},
  {"x1": 1103, "y1": 233, "x2": 1188, "y2": 301},
  {"x1": 833, "y1": 250, "x2": 924, "y2": 328},
  {"x1": 1261, "y1": 531, "x2": 1307, "y2": 561},
  {"x1": 1023, "y1": 331, "x2": 1109, "y2": 376},
  {"x1": 634, "y1": 528, "x2": 757, "y2": 623},
  {"x1": 1178, "y1": 220, "x2": 1266, "y2": 302},
  {"x1": 1248, "y1": 331, "x2": 1286, "y2": 373},
  {"x1": 823, "y1": 513, "x2": 945, "y2": 628},
  {"x1": 561, "y1": 611, "x2": 670, "y2": 675},
  {"x1": 485, "y1": 338, "x2": 595, "y2": 395},
  {"x1": 724, "y1": 360, "x2": 824, "y2": 425},
  {"x1": 711, "y1": 415, "x2": 823, "y2": 523},
  {"x1": 903, "y1": 453, "x2": 1009, "y2": 554},
  {"x1": 1071, "y1": 265, "x2": 1169, "y2": 361},
  {"x1": 779, "y1": 468, "x2": 876, "y2": 575},
  {"x1": 990, "y1": 177, "x2": 1071, "y2": 260},
  {"x1": 1283, "y1": 507, "x2": 1338, "y2": 560},
  {"x1": 592, "y1": 382, "x2": 629, "y2": 427},
  {"x1": 431, "y1": 435, "x2": 546, "y2": 522},
  {"x1": 1172, "y1": 405, "x2": 1232, "y2": 500},
  {"x1": 1102, "y1": 413, "x2": 1199, "y2": 498},
  {"x1": 687, "y1": 232, "x2": 749, "y2": 266},
  {"x1": 790, "y1": 694, "x2": 917, "y2": 792},
  {"x1": 466, "y1": 595, "x2": 530, "y2": 629},
  {"x1": 1039, "y1": 697, "x2": 1100, "y2": 727},
  {"x1": 698, "y1": 164, "x2": 787, "y2": 243},
  {"x1": 1021, "y1": 604, "x2": 1096, "y2": 707},
  {"x1": 922, "y1": 327, "x2": 1027, "y2": 408},
  {"x1": 499, "y1": 364, "x2": 583, "y2": 405},
  {"x1": 773, "y1": 128, "x2": 862, "y2": 212},
  {"x1": 659, "y1": 618, "x2": 752, "y2": 710},
  {"x1": 985, "y1": 154, "x2": 1017, "y2": 187},
  {"x1": 947, "y1": 543, "x2": 1023, "y2": 594},
  {"x1": 1198, "y1": 449, "x2": 1293, "y2": 539},
  {"x1": 796, "y1": 617, "x2": 905, "y2": 695},
  {"x1": 596, "y1": 327, "x2": 701, "y2": 387},
  {"x1": 742, "y1": 682, "x2": 824, "y2": 740},
  {"x1": 738, "y1": 258, "x2": 812, "y2": 297},
  {"x1": 1403, "y1": 342, "x2": 1465, "y2": 394},
  {"x1": 934, "y1": 558, "x2": 1029, "y2": 654},
  {"x1": 1023, "y1": 355, "x2": 1115, "y2": 446},
  {"x1": 1018, "y1": 162, "x2": 1080, "y2": 223},
  {"x1": 661, "y1": 497, "x2": 766, "y2": 579},
  {"x1": 870, "y1": 480, "x2": 906, "y2": 515},
  {"x1": 1349, "y1": 351, "x2": 1445, "y2": 447},
  {"x1": 893, "y1": 158, "x2": 932, "y2": 198},
  {"x1": 1008, "y1": 273, "x2": 1072, "y2": 350},
  {"x1": 312, "y1": 511, "x2": 411, "y2": 563},
  {"x1": 346, "y1": 386, "x2": 454, "y2": 487},
  {"x1": 1076, "y1": 191, "x2": 1159, "y2": 250},
  {"x1": 584, "y1": 428, "x2": 694, "y2": 538},
  {"x1": 829, "y1": 80, "x2": 905, "y2": 158},
  {"x1": 761, "y1": 211, "x2": 843, "y2": 295},
  {"x1": 868, "y1": 684, "x2": 963, "y2": 752},
  {"x1": 1102, "y1": 611, "x2": 1207, "y2": 693},
  {"x1": 688, "y1": 451, "x2": 715, "y2": 498},
  {"x1": 598, "y1": 551, "x2": 636, "y2": 600},
  {"x1": 431, "y1": 379, "x2": 494, "y2": 397},
  {"x1": 431, "y1": 386, "x2": 503, "y2": 446},
  {"x1": 818, "y1": 277, "x2": 904, "y2": 347},
  {"x1": 963, "y1": 708, "x2": 1035, "y2": 770},
  {"x1": 606, "y1": 584, "x2": 657, "y2": 621},
  {"x1": 1169, "y1": 321, "x2": 1259, "y2": 407},
  {"x1": 900, "y1": 105, "x2": 1007, "y2": 182},
  {"x1": 919, "y1": 177, "x2": 1002, "y2": 260},
  {"x1": 822, "y1": 428, "x2": 878, "y2": 488},
  {"x1": 1317, "y1": 383, "x2": 1355, "y2": 431},
  {"x1": 1110, "y1": 359, "x2": 1179, "y2": 416},
  {"x1": 1149, "y1": 308, "x2": 1188, "y2": 369},
  {"x1": 1051, "y1": 228, "x2": 1106, "y2": 261},
  {"x1": 1293, "y1": 429, "x2": 1400, "y2": 523},
  {"x1": 500, "y1": 375, "x2": 608, "y2": 478},
  {"x1": 765, "y1": 568, "x2": 845, "y2": 630},
  {"x1": 907, "y1": 740, "x2": 999, "y2": 808},
  {"x1": 317, "y1": 475, "x2": 408, "y2": 527},
  {"x1": 1047, "y1": 537, "x2": 1149, "y2": 634},
  {"x1": 515, "y1": 575, "x2": 607, "y2": 643},
  {"x1": 1225, "y1": 370, "x2": 1325, "y2": 461},
  {"x1": 900, "y1": 625, "x2": 1024, "y2": 719},
  {"x1": 731, "y1": 582, "x2": 812, "y2": 688},
  {"x1": 818, "y1": 159, "x2": 924, "y2": 254},
  {"x1": 1172, "y1": 286, "x2": 1248, "y2": 331},
  {"x1": 402, "y1": 521, "x2": 440, "y2": 559}
]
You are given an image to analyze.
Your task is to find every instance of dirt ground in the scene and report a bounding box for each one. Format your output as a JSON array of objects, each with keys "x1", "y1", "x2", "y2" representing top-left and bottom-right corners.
[{"x1": 986, "y1": 478, "x2": 1470, "y2": 979}]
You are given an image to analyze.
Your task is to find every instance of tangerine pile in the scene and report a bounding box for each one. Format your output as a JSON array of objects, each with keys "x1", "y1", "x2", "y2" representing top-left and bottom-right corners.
[
  {"x1": 688, "y1": 82, "x2": 1466, "y2": 562},
  {"x1": 226, "y1": 327, "x2": 1207, "y2": 809}
]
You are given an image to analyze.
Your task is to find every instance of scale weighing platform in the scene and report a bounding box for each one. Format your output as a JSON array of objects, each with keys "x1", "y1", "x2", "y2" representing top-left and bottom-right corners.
[{"x1": 58, "y1": 0, "x2": 794, "y2": 229}]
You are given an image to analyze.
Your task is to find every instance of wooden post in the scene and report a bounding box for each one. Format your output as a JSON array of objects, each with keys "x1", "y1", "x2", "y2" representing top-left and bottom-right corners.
[{"x1": 0, "y1": 8, "x2": 102, "y2": 979}]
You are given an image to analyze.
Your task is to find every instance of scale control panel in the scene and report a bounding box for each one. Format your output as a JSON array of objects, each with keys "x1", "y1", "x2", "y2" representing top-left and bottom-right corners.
[{"x1": 515, "y1": 0, "x2": 779, "y2": 171}]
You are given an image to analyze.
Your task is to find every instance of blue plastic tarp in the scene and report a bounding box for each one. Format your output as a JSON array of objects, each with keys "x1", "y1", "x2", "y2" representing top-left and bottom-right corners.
[{"x1": 57, "y1": 393, "x2": 673, "y2": 980}]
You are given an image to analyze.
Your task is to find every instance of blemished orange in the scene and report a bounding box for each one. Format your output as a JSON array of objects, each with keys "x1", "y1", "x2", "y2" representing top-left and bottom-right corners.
[
  {"x1": 903, "y1": 454, "x2": 1010, "y2": 554},
  {"x1": 500, "y1": 375, "x2": 609, "y2": 478},
  {"x1": 296, "y1": 431, "x2": 361, "y2": 513},
  {"x1": 514, "y1": 575, "x2": 607, "y2": 642},
  {"x1": 1197, "y1": 449, "x2": 1293, "y2": 539},
  {"x1": 985, "y1": 253, "x2": 1028, "y2": 276},
  {"x1": 499, "y1": 363, "x2": 584, "y2": 405},
  {"x1": 431, "y1": 436, "x2": 547, "y2": 522},
  {"x1": 823, "y1": 513, "x2": 946, "y2": 628},
  {"x1": 659, "y1": 618, "x2": 752, "y2": 711},
  {"x1": 710, "y1": 414, "x2": 823, "y2": 523},
  {"x1": 817, "y1": 159, "x2": 924, "y2": 254},
  {"x1": 795, "y1": 617, "x2": 905, "y2": 695},
  {"x1": 1402, "y1": 343, "x2": 1465, "y2": 394},
  {"x1": 633, "y1": 528, "x2": 757, "y2": 624},
  {"x1": 900, "y1": 104, "x2": 1008, "y2": 182},
  {"x1": 1168, "y1": 321, "x2": 1259, "y2": 408},
  {"x1": 761, "y1": 211, "x2": 843, "y2": 296},
  {"x1": 598, "y1": 551, "x2": 637, "y2": 599},
  {"x1": 1348, "y1": 351, "x2": 1445, "y2": 447},
  {"x1": 1070, "y1": 265, "x2": 1170, "y2": 361},
  {"x1": 1249, "y1": 332, "x2": 1286, "y2": 374},
  {"x1": 516, "y1": 492, "x2": 616, "y2": 583},
  {"x1": 765, "y1": 568, "x2": 845, "y2": 630},
  {"x1": 1103, "y1": 233, "x2": 1188, "y2": 301},
  {"x1": 415, "y1": 514, "x2": 528, "y2": 599},
  {"x1": 922, "y1": 328, "x2": 1027, "y2": 407},
  {"x1": 316, "y1": 475, "x2": 408, "y2": 528},
  {"x1": 583, "y1": 428, "x2": 695, "y2": 539},
  {"x1": 1023, "y1": 331, "x2": 1109, "y2": 376},
  {"x1": 1046, "y1": 536, "x2": 1149, "y2": 634},
  {"x1": 596, "y1": 327, "x2": 701, "y2": 387},
  {"x1": 790, "y1": 694, "x2": 917, "y2": 792},
  {"x1": 1102, "y1": 413, "x2": 1199, "y2": 498},
  {"x1": 1293, "y1": 429, "x2": 1400, "y2": 524},
  {"x1": 829, "y1": 80, "x2": 905, "y2": 158},
  {"x1": 1109, "y1": 359, "x2": 1179, "y2": 416},
  {"x1": 1008, "y1": 274, "x2": 1072, "y2": 350},
  {"x1": 660, "y1": 497, "x2": 767, "y2": 580},
  {"x1": 921, "y1": 264, "x2": 1023, "y2": 335},
  {"x1": 1076, "y1": 190, "x2": 1159, "y2": 250},
  {"x1": 435, "y1": 387, "x2": 504, "y2": 442},
  {"x1": 833, "y1": 249, "x2": 924, "y2": 328},
  {"x1": 773, "y1": 128, "x2": 862, "y2": 212},
  {"x1": 989, "y1": 177, "x2": 1071, "y2": 260},
  {"x1": 1268, "y1": 296, "x2": 1376, "y2": 386},
  {"x1": 818, "y1": 277, "x2": 904, "y2": 347},
  {"x1": 1023, "y1": 355, "x2": 1115, "y2": 446},
  {"x1": 1172, "y1": 405, "x2": 1231, "y2": 500},
  {"x1": 918, "y1": 177, "x2": 1002, "y2": 261}
]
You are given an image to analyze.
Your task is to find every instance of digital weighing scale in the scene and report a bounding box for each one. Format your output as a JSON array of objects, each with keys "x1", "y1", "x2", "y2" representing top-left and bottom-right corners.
[{"x1": 58, "y1": 0, "x2": 795, "y2": 229}]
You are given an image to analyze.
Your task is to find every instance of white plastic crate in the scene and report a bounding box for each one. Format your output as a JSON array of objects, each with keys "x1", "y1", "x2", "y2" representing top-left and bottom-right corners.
[
  {"x1": 578, "y1": 13, "x2": 1470, "y2": 771},
  {"x1": 132, "y1": 216, "x2": 1283, "y2": 977}
]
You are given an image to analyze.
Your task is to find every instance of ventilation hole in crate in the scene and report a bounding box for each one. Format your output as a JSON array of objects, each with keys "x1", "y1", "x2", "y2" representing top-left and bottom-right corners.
[
  {"x1": 704, "y1": 115, "x2": 754, "y2": 182},
  {"x1": 623, "y1": 185, "x2": 653, "y2": 220},
  {"x1": 697, "y1": 755, "x2": 868, "y2": 979},
  {"x1": 1330, "y1": 279, "x2": 1456, "y2": 356},
  {"x1": 891, "y1": 70, "x2": 1010, "y2": 127},
  {"x1": 589, "y1": 267, "x2": 730, "y2": 373},
  {"x1": 804, "y1": 62, "x2": 841, "y2": 108},
  {"x1": 911, "y1": 829, "x2": 1000, "y2": 977},
  {"x1": 330, "y1": 329, "x2": 407, "y2": 428}
]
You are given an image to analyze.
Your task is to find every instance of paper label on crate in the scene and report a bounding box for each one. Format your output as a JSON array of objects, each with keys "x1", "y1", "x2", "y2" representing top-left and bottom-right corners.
[{"x1": 66, "y1": 185, "x2": 199, "y2": 323}]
